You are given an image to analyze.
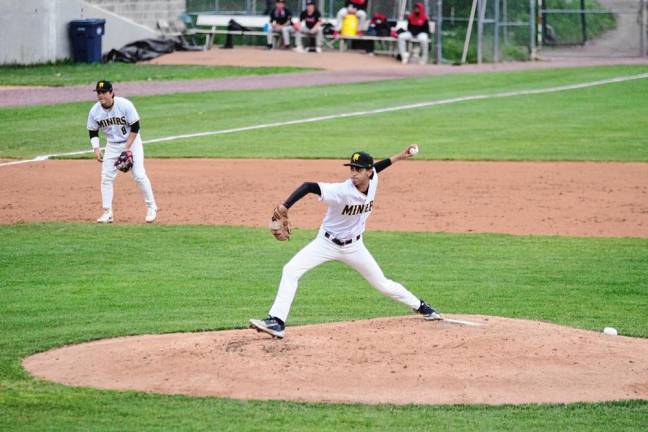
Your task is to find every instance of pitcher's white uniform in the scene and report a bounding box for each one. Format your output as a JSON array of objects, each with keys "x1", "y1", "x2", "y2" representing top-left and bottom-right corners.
[
  {"x1": 87, "y1": 97, "x2": 156, "y2": 213},
  {"x1": 268, "y1": 167, "x2": 421, "y2": 322}
]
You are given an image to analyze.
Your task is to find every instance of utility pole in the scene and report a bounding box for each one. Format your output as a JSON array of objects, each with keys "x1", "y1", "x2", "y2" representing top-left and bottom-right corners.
[
  {"x1": 503, "y1": 0, "x2": 508, "y2": 45},
  {"x1": 641, "y1": 0, "x2": 647, "y2": 57},
  {"x1": 580, "y1": 0, "x2": 587, "y2": 45},
  {"x1": 529, "y1": 0, "x2": 536, "y2": 59},
  {"x1": 494, "y1": 0, "x2": 500, "y2": 62},
  {"x1": 436, "y1": 0, "x2": 443, "y2": 64},
  {"x1": 477, "y1": 0, "x2": 487, "y2": 64}
]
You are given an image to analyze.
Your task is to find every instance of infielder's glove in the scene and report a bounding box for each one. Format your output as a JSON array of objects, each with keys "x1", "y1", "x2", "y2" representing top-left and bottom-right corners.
[
  {"x1": 114, "y1": 150, "x2": 133, "y2": 173},
  {"x1": 269, "y1": 206, "x2": 292, "y2": 241}
]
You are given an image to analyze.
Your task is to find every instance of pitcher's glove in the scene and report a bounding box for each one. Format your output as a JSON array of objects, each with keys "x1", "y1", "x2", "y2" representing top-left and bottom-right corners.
[
  {"x1": 269, "y1": 205, "x2": 292, "y2": 241},
  {"x1": 114, "y1": 150, "x2": 133, "y2": 173}
]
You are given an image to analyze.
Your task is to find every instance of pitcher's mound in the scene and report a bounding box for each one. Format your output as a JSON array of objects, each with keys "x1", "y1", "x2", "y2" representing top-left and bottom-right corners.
[{"x1": 23, "y1": 315, "x2": 648, "y2": 405}]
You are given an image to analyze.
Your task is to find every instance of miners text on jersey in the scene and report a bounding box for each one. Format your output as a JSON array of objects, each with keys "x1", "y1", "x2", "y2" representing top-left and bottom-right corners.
[
  {"x1": 317, "y1": 169, "x2": 378, "y2": 240},
  {"x1": 342, "y1": 201, "x2": 374, "y2": 216},
  {"x1": 96, "y1": 116, "x2": 128, "y2": 128},
  {"x1": 87, "y1": 96, "x2": 139, "y2": 143}
]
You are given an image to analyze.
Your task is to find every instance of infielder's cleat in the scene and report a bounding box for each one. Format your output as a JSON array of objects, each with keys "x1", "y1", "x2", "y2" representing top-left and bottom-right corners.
[
  {"x1": 145, "y1": 207, "x2": 157, "y2": 223},
  {"x1": 96, "y1": 209, "x2": 113, "y2": 224},
  {"x1": 249, "y1": 316, "x2": 285, "y2": 339},
  {"x1": 417, "y1": 300, "x2": 443, "y2": 321}
]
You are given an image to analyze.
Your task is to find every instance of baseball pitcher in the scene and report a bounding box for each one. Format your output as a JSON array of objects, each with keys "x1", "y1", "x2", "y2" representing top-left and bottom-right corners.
[
  {"x1": 87, "y1": 80, "x2": 157, "y2": 224},
  {"x1": 251, "y1": 145, "x2": 441, "y2": 339}
]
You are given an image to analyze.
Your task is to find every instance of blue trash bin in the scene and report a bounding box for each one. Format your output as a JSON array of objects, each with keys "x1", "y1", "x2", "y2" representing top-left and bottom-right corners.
[{"x1": 68, "y1": 19, "x2": 106, "y2": 63}]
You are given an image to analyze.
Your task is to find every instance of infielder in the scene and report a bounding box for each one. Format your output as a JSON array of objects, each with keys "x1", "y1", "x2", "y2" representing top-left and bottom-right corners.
[
  {"x1": 87, "y1": 80, "x2": 157, "y2": 223},
  {"x1": 250, "y1": 145, "x2": 441, "y2": 338}
]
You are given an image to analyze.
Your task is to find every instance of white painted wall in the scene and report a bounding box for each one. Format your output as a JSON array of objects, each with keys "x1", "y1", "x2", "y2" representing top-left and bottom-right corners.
[
  {"x1": 0, "y1": 0, "x2": 159, "y2": 65},
  {"x1": 86, "y1": 0, "x2": 186, "y2": 30}
]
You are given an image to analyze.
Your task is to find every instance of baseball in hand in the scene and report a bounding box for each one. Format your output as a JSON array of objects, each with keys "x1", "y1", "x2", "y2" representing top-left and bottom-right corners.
[{"x1": 408, "y1": 145, "x2": 419, "y2": 156}]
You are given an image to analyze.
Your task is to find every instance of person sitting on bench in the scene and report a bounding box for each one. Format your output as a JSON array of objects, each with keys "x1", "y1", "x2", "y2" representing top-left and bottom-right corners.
[
  {"x1": 397, "y1": 2, "x2": 430, "y2": 64},
  {"x1": 294, "y1": 0, "x2": 324, "y2": 53},
  {"x1": 336, "y1": 0, "x2": 368, "y2": 33},
  {"x1": 267, "y1": 0, "x2": 293, "y2": 49}
]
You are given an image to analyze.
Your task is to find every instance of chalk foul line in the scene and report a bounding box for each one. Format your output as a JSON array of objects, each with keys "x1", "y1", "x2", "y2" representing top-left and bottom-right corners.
[{"x1": 2, "y1": 72, "x2": 647, "y2": 168}]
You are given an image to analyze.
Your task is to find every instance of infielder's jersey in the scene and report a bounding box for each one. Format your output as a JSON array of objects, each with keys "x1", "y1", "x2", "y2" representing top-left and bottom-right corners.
[
  {"x1": 87, "y1": 96, "x2": 140, "y2": 143},
  {"x1": 318, "y1": 168, "x2": 378, "y2": 240}
]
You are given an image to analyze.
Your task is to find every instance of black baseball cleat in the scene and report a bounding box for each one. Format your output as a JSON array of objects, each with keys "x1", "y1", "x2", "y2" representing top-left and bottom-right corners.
[
  {"x1": 417, "y1": 300, "x2": 443, "y2": 321},
  {"x1": 249, "y1": 316, "x2": 285, "y2": 338}
]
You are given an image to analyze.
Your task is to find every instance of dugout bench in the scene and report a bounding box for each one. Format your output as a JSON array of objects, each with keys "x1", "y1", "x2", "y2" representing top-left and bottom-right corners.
[{"x1": 193, "y1": 13, "x2": 434, "y2": 63}]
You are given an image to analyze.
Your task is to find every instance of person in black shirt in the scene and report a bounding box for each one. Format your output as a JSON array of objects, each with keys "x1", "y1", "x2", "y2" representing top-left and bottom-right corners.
[
  {"x1": 267, "y1": 0, "x2": 293, "y2": 49},
  {"x1": 398, "y1": 2, "x2": 430, "y2": 64},
  {"x1": 295, "y1": 0, "x2": 323, "y2": 53},
  {"x1": 335, "y1": 0, "x2": 368, "y2": 32}
]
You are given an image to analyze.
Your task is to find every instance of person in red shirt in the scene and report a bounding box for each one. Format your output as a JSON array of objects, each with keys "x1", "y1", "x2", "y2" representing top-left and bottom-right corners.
[{"x1": 398, "y1": 2, "x2": 430, "y2": 64}]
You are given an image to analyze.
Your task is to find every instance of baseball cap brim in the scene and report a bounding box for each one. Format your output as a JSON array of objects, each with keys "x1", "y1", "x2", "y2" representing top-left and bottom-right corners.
[{"x1": 344, "y1": 162, "x2": 372, "y2": 168}]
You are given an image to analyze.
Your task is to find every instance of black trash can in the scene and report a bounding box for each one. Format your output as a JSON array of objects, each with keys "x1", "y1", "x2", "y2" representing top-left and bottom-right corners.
[{"x1": 68, "y1": 19, "x2": 106, "y2": 63}]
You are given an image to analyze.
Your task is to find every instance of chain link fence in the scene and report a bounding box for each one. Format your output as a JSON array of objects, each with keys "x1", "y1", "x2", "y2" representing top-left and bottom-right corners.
[
  {"x1": 185, "y1": 0, "x2": 647, "y2": 61},
  {"x1": 539, "y1": 0, "x2": 647, "y2": 57}
]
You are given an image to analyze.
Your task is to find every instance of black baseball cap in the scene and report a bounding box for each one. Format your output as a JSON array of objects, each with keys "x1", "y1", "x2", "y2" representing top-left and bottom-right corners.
[
  {"x1": 344, "y1": 151, "x2": 374, "y2": 169},
  {"x1": 305, "y1": 0, "x2": 315, "y2": 4},
  {"x1": 95, "y1": 80, "x2": 113, "y2": 92}
]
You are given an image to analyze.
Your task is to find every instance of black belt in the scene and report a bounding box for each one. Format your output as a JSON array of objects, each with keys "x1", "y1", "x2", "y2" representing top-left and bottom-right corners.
[{"x1": 325, "y1": 232, "x2": 361, "y2": 246}]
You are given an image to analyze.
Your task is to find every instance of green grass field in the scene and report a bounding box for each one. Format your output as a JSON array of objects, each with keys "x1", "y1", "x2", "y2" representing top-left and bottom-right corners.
[
  {"x1": 0, "y1": 62, "x2": 308, "y2": 87},
  {"x1": 1, "y1": 224, "x2": 647, "y2": 431},
  {"x1": 2, "y1": 65, "x2": 648, "y2": 160},
  {"x1": 1, "y1": 64, "x2": 648, "y2": 430}
]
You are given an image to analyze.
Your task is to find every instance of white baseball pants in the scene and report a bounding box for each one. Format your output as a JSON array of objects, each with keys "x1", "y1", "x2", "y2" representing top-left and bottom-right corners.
[
  {"x1": 267, "y1": 26, "x2": 293, "y2": 47},
  {"x1": 398, "y1": 31, "x2": 429, "y2": 63},
  {"x1": 295, "y1": 26, "x2": 323, "y2": 49},
  {"x1": 100, "y1": 136, "x2": 156, "y2": 210},
  {"x1": 269, "y1": 234, "x2": 421, "y2": 322}
]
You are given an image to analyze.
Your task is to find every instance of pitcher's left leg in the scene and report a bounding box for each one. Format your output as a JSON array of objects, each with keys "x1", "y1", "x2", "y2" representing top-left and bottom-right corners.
[{"x1": 340, "y1": 242, "x2": 421, "y2": 309}]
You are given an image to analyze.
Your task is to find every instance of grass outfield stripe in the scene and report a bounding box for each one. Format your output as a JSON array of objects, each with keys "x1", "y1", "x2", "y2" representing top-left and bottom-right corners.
[{"x1": 1, "y1": 71, "x2": 647, "y2": 168}]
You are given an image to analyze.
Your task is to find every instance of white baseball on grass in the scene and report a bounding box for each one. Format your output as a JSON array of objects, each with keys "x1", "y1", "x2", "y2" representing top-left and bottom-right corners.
[
  {"x1": 408, "y1": 145, "x2": 419, "y2": 155},
  {"x1": 603, "y1": 327, "x2": 618, "y2": 336}
]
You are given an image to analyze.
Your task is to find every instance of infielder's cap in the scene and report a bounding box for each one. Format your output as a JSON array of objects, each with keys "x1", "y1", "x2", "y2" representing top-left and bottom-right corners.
[
  {"x1": 94, "y1": 80, "x2": 113, "y2": 92},
  {"x1": 305, "y1": 0, "x2": 315, "y2": 5},
  {"x1": 344, "y1": 151, "x2": 374, "y2": 168}
]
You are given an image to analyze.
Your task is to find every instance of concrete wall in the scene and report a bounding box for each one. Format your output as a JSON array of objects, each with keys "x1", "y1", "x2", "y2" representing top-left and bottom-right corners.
[
  {"x1": 86, "y1": 0, "x2": 186, "y2": 30},
  {"x1": 0, "y1": 0, "x2": 159, "y2": 65}
]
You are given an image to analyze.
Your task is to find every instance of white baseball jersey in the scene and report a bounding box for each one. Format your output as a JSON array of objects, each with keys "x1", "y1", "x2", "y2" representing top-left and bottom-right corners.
[
  {"x1": 268, "y1": 166, "x2": 423, "y2": 324},
  {"x1": 87, "y1": 96, "x2": 140, "y2": 143},
  {"x1": 317, "y1": 168, "x2": 378, "y2": 240}
]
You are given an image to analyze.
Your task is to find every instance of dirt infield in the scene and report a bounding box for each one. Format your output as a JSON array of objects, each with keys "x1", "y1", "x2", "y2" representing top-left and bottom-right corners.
[
  {"x1": 23, "y1": 315, "x2": 648, "y2": 405},
  {"x1": 8, "y1": 50, "x2": 648, "y2": 407},
  {"x1": 11, "y1": 158, "x2": 648, "y2": 404},
  {"x1": 1, "y1": 159, "x2": 647, "y2": 237}
]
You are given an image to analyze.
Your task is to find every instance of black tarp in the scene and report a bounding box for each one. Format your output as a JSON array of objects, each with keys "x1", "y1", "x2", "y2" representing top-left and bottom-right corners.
[{"x1": 102, "y1": 38, "x2": 201, "y2": 63}]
